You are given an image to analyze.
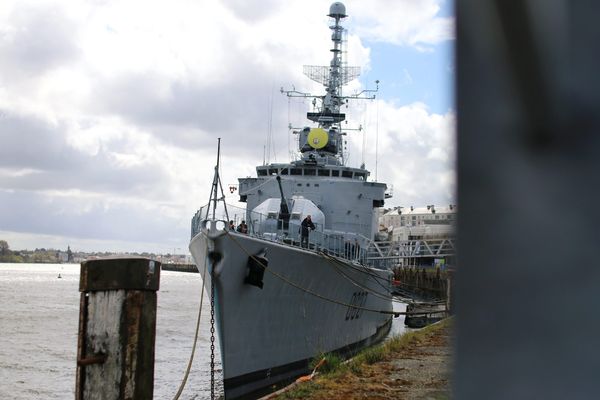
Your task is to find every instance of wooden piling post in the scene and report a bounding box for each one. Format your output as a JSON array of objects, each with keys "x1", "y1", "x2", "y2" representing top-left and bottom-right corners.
[{"x1": 75, "y1": 258, "x2": 161, "y2": 400}]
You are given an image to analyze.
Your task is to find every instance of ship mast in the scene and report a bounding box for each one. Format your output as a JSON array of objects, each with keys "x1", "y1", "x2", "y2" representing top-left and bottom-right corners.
[
  {"x1": 323, "y1": 2, "x2": 346, "y2": 120},
  {"x1": 282, "y1": 2, "x2": 378, "y2": 165},
  {"x1": 204, "y1": 138, "x2": 229, "y2": 222}
]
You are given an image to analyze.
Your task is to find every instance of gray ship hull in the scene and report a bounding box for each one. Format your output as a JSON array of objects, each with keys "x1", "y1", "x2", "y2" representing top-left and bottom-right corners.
[{"x1": 190, "y1": 228, "x2": 393, "y2": 398}]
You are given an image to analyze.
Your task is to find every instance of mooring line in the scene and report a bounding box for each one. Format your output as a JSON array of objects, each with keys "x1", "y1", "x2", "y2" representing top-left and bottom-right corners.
[
  {"x1": 225, "y1": 231, "x2": 435, "y2": 317},
  {"x1": 318, "y1": 251, "x2": 405, "y2": 304},
  {"x1": 172, "y1": 252, "x2": 208, "y2": 400}
]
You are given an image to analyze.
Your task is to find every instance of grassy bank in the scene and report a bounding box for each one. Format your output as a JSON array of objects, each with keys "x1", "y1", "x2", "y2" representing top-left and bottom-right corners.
[{"x1": 272, "y1": 318, "x2": 452, "y2": 400}]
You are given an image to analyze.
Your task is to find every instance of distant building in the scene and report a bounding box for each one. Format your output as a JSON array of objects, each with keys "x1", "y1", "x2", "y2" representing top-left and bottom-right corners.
[
  {"x1": 67, "y1": 245, "x2": 74, "y2": 263},
  {"x1": 57, "y1": 251, "x2": 69, "y2": 263},
  {"x1": 379, "y1": 204, "x2": 457, "y2": 241}
]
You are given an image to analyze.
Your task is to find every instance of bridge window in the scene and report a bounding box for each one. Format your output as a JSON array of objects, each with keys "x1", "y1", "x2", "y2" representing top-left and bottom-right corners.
[
  {"x1": 355, "y1": 172, "x2": 366, "y2": 180},
  {"x1": 318, "y1": 169, "x2": 330, "y2": 176},
  {"x1": 280, "y1": 168, "x2": 288, "y2": 175},
  {"x1": 304, "y1": 169, "x2": 316, "y2": 176},
  {"x1": 291, "y1": 168, "x2": 302, "y2": 175},
  {"x1": 268, "y1": 168, "x2": 278, "y2": 175},
  {"x1": 342, "y1": 170, "x2": 353, "y2": 178},
  {"x1": 257, "y1": 169, "x2": 267, "y2": 176},
  {"x1": 331, "y1": 170, "x2": 340, "y2": 177}
]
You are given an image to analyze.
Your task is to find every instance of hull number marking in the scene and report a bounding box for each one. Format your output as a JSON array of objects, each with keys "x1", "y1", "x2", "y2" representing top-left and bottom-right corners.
[{"x1": 345, "y1": 291, "x2": 368, "y2": 320}]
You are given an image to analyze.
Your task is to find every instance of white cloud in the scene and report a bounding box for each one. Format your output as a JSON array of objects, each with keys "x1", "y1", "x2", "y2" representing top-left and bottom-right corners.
[
  {"x1": 348, "y1": 0, "x2": 454, "y2": 49},
  {"x1": 0, "y1": 0, "x2": 455, "y2": 252},
  {"x1": 344, "y1": 100, "x2": 455, "y2": 206}
]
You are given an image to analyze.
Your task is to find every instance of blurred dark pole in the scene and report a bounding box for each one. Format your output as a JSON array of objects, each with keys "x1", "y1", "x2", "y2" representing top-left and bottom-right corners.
[{"x1": 456, "y1": 0, "x2": 600, "y2": 398}]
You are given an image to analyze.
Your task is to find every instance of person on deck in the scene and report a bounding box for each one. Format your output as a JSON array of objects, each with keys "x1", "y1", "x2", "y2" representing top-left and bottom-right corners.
[
  {"x1": 229, "y1": 220, "x2": 235, "y2": 231},
  {"x1": 300, "y1": 215, "x2": 316, "y2": 248},
  {"x1": 237, "y1": 220, "x2": 248, "y2": 234}
]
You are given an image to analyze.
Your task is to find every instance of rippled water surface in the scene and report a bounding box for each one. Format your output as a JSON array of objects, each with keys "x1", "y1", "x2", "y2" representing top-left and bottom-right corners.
[
  {"x1": 0, "y1": 263, "x2": 221, "y2": 400},
  {"x1": 0, "y1": 263, "x2": 407, "y2": 399}
]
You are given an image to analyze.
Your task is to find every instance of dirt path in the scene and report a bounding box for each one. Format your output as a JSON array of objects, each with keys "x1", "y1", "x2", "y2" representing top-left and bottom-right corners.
[{"x1": 273, "y1": 320, "x2": 452, "y2": 400}]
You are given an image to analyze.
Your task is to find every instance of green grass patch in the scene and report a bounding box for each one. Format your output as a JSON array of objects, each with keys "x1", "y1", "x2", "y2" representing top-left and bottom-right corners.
[
  {"x1": 386, "y1": 328, "x2": 421, "y2": 352},
  {"x1": 357, "y1": 345, "x2": 385, "y2": 365},
  {"x1": 279, "y1": 381, "x2": 321, "y2": 399},
  {"x1": 310, "y1": 352, "x2": 343, "y2": 374}
]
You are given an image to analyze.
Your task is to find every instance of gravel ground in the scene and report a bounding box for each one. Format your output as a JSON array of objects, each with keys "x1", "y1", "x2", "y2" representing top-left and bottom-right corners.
[{"x1": 385, "y1": 325, "x2": 452, "y2": 399}]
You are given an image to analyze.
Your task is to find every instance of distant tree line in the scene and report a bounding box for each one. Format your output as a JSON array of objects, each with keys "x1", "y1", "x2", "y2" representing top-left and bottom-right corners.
[
  {"x1": 0, "y1": 239, "x2": 183, "y2": 264},
  {"x1": 0, "y1": 240, "x2": 21, "y2": 263},
  {"x1": 0, "y1": 240, "x2": 63, "y2": 263}
]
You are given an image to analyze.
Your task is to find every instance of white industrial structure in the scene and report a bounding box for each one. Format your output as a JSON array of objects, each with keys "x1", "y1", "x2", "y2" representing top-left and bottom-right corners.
[{"x1": 379, "y1": 205, "x2": 457, "y2": 241}]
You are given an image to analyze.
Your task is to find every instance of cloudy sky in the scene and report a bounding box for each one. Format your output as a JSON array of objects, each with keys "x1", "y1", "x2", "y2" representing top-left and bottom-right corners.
[{"x1": 0, "y1": 0, "x2": 455, "y2": 253}]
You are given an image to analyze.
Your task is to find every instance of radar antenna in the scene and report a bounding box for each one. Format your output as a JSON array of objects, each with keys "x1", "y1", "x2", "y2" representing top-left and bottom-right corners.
[{"x1": 282, "y1": 2, "x2": 378, "y2": 128}]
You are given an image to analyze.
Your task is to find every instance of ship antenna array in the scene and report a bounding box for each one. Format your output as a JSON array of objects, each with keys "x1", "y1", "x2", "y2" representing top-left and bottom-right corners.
[{"x1": 280, "y1": 2, "x2": 379, "y2": 147}]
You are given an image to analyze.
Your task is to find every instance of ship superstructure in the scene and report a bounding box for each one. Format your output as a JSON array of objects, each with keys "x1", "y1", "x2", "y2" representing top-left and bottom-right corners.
[{"x1": 236, "y1": 1, "x2": 386, "y2": 255}]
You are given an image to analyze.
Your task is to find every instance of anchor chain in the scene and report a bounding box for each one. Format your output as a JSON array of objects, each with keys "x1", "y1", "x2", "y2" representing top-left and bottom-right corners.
[{"x1": 210, "y1": 268, "x2": 215, "y2": 399}]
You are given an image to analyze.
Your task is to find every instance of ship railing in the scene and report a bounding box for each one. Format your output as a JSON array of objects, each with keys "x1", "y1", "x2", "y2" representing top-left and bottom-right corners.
[
  {"x1": 191, "y1": 202, "x2": 248, "y2": 238},
  {"x1": 249, "y1": 220, "x2": 370, "y2": 265},
  {"x1": 199, "y1": 203, "x2": 372, "y2": 264},
  {"x1": 191, "y1": 204, "x2": 456, "y2": 268},
  {"x1": 192, "y1": 203, "x2": 379, "y2": 264},
  {"x1": 190, "y1": 207, "x2": 206, "y2": 239}
]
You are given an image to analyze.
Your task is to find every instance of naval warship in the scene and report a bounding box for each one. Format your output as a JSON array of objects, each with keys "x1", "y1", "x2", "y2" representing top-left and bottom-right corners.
[{"x1": 190, "y1": 2, "x2": 394, "y2": 398}]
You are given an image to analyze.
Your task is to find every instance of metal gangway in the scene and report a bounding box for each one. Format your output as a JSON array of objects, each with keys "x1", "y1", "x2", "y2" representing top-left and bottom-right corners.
[{"x1": 365, "y1": 238, "x2": 456, "y2": 269}]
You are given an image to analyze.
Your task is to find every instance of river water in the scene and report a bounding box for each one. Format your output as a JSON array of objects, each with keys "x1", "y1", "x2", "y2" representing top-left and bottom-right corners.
[{"x1": 0, "y1": 263, "x2": 407, "y2": 399}]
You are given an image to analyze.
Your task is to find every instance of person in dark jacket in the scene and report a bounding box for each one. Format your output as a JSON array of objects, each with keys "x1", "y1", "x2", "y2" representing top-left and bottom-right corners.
[
  {"x1": 300, "y1": 215, "x2": 315, "y2": 248},
  {"x1": 237, "y1": 220, "x2": 248, "y2": 234}
]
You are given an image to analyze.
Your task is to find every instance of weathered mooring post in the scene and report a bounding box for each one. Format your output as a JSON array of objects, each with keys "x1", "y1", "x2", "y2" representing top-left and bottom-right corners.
[{"x1": 75, "y1": 258, "x2": 161, "y2": 400}]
